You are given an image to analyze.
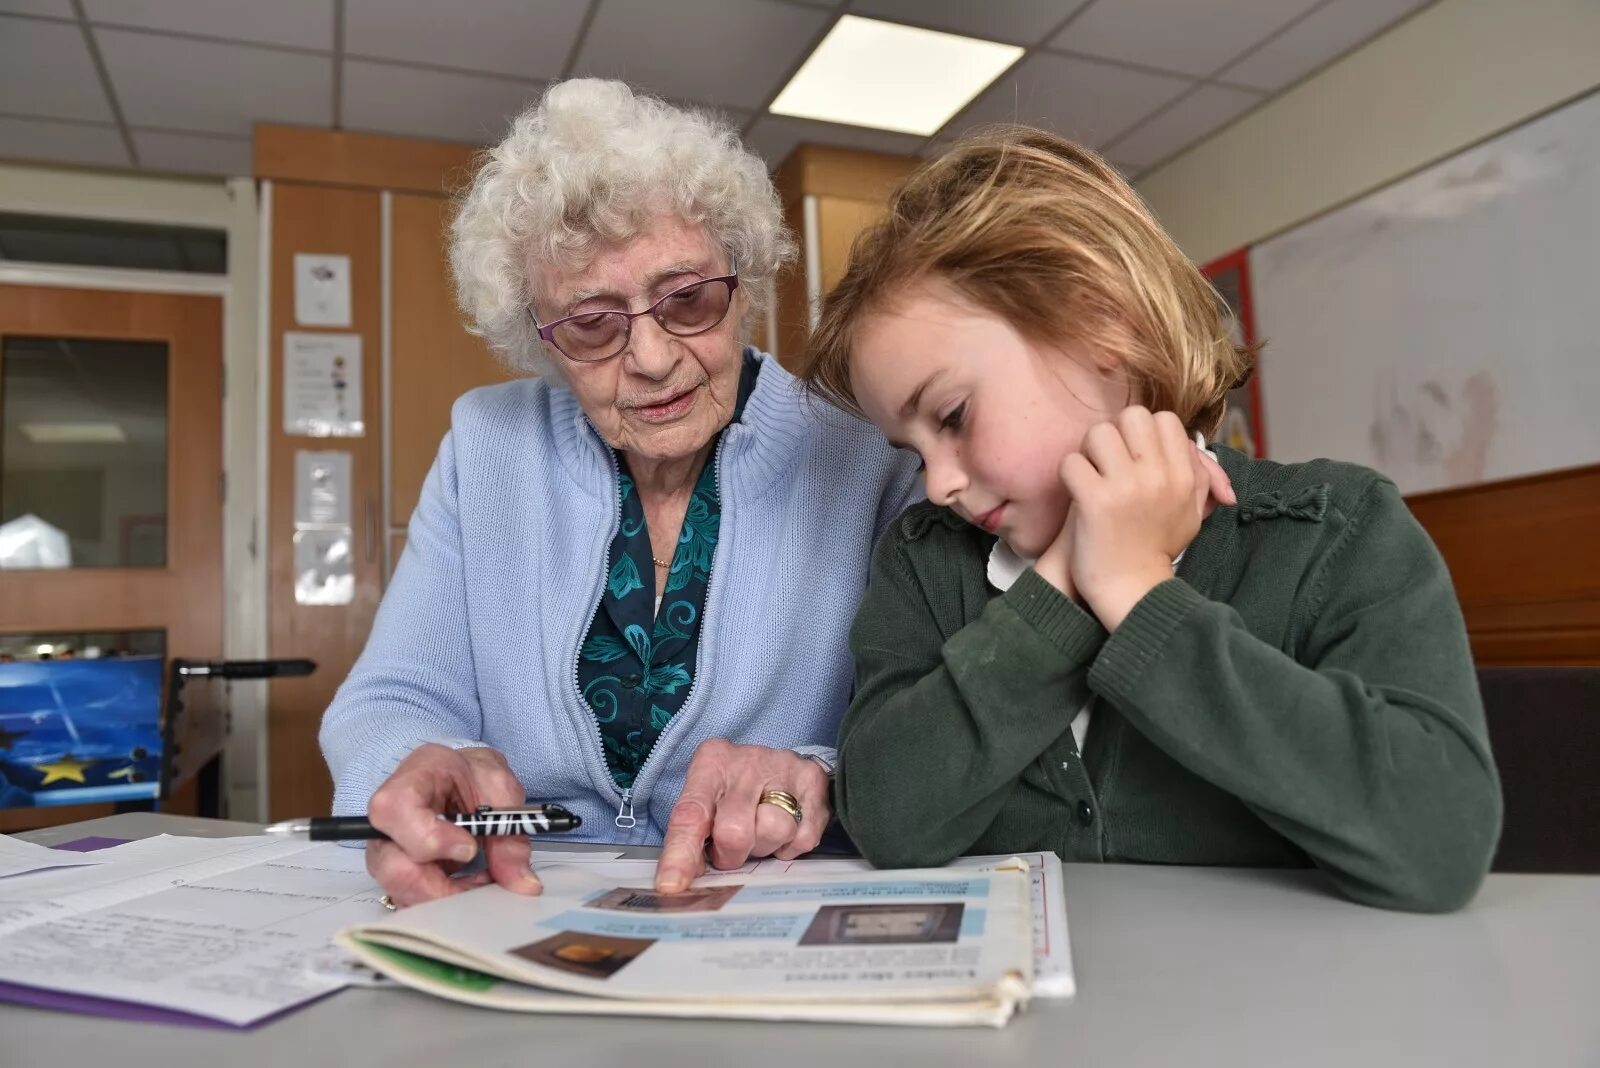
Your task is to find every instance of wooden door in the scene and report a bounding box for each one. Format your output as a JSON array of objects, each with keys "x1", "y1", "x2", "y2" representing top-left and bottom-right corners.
[
  {"x1": 266, "y1": 183, "x2": 384, "y2": 822},
  {"x1": 0, "y1": 284, "x2": 224, "y2": 829},
  {"x1": 387, "y1": 192, "x2": 507, "y2": 574}
]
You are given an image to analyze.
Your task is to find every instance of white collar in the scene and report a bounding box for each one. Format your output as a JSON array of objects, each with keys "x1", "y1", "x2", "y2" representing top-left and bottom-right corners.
[{"x1": 987, "y1": 538, "x2": 1032, "y2": 592}]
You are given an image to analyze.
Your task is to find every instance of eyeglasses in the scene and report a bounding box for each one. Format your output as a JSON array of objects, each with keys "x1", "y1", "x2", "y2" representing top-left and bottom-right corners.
[{"x1": 529, "y1": 271, "x2": 740, "y2": 364}]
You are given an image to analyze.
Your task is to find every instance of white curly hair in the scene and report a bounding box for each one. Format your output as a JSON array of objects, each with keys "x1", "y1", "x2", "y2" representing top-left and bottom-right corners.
[{"x1": 449, "y1": 79, "x2": 794, "y2": 376}]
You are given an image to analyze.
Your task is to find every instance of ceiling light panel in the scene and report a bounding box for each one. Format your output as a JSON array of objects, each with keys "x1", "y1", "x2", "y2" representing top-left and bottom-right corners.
[{"x1": 770, "y1": 15, "x2": 1024, "y2": 137}]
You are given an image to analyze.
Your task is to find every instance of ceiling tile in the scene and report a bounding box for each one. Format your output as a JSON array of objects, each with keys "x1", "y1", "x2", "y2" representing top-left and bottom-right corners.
[
  {"x1": 572, "y1": 0, "x2": 831, "y2": 110},
  {"x1": 849, "y1": 0, "x2": 1089, "y2": 46},
  {"x1": 1220, "y1": 0, "x2": 1432, "y2": 91},
  {"x1": 345, "y1": 0, "x2": 587, "y2": 81},
  {"x1": 744, "y1": 115, "x2": 925, "y2": 170},
  {"x1": 0, "y1": 115, "x2": 128, "y2": 168},
  {"x1": 342, "y1": 60, "x2": 542, "y2": 145},
  {"x1": 1050, "y1": 0, "x2": 1320, "y2": 77},
  {"x1": 132, "y1": 129, "x2": 253, "y2": 176},
  {"x1": 1104, "y1": 84, "x2": 1261, "y2": 167},
  {"x1": 97, "y1": 29, "x2": 332, "y2": 135},
  {"x1": 81, "y1": 0, "x2": 332, "y2": 51},
  {"x1": 0, "y1": 0, "x2": 73, "y2": 16},
  {"x1": 943, "y1": 51, "x2": 1193, "y2": 149},
  {"x1": 0, "y1": 17, "x2": 115, "y2": 122}
]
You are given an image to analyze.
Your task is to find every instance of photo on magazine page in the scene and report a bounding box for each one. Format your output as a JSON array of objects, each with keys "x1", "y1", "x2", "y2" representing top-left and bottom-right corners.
[
  {"x1": 511, "y1": 931, "x2": 659, "y2": 979},
  {"x1": 585, "y1": 884, "x2": 743, "y2": 913},
  {"x1": 799, "y1": 903, "x2": 967, "y2": 946}
]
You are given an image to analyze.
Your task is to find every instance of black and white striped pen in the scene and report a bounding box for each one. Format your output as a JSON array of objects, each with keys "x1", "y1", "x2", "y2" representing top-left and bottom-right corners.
[{"x1": 263, "y1": 804, "x2": 582, "y2": 841}]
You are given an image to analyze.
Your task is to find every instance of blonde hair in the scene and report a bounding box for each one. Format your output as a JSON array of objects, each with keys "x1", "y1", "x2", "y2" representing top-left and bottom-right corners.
[
  {"x1": 450, "y1": 79, "x2": 794, "y2": 375},
  {"x1": 797, "y1": 126, "x2": 1253, "y2": 436}
]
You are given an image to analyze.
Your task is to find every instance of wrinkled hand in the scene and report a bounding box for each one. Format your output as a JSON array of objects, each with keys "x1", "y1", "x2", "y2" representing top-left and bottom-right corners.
[
  {"x1": 1051, "y1": 407, "x2": 1235, "y2": 631},
  {"x1": 654, "y1": 740, "x2": 831, "y2": 893},
  {"x1": 365, "y1": 743, "x2": 543, "y2": 908}
]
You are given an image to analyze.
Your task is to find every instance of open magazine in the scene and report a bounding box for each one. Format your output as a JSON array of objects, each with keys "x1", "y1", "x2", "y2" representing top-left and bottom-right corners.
[{"x1": 338, "y1": 855, "x2": 1049, "y2": 1027}]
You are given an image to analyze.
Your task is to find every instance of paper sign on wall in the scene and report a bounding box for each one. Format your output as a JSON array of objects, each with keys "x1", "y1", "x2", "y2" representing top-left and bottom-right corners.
[
  {"x1": 284, "y1": 331, "x2": 364, "y2": 437},
  {"x1": 293, "y1": 450, "x2": 354, "y2": 606},
  {"x1": 294, "y1": 253, "x2": 352, "y2": 327}
]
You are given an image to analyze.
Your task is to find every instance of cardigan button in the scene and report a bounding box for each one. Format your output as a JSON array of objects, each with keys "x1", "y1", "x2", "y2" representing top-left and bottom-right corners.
[{"x1": 1076, "y1": 801, "x2": 1095, "y2": 827}]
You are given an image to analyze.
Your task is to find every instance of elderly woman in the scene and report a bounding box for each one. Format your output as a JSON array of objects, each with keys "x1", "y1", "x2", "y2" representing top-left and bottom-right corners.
[{"x1": 318, "y1": 79, "x2": 919, "y2": 907}]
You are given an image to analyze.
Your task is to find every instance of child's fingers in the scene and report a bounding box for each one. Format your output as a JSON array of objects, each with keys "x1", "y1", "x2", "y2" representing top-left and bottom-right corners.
[
  {"x1": 1060, "y1": 451, "x2": 1101, "y2": 505},
  {"x1": 1190, "y1": 447, "x2": 1237, "y2": 516},
  {"x1": 1114, "y1": 405, "x2": 1161, "y2": 464},
  {"x1": 1150, "y1": 410, "x2": 1197, "y2": 489},
  {"x1": 1081, "y1": 418, "x2": 1134, "y2": 478},
  {"x1": 1208, "y1": 453, "x2": 1237, "y2": 505}
]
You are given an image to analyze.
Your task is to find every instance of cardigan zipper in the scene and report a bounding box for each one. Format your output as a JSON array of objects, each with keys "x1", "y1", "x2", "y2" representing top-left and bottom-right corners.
[
  {"x1": 620, "y1": 430, "x2": 731, "y2": 817},
  {"x1": 572, "y1": 443, "x2": 632, "y2": 827}
]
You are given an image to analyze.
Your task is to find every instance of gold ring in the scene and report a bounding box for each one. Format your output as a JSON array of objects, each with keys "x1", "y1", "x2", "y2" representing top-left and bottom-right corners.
[
  {"x1": 758, "y1": 789, "x2": 803, "y2": 825},
  {"x1": 379, "y1": 893, "x2": 397, "y2": 911}
]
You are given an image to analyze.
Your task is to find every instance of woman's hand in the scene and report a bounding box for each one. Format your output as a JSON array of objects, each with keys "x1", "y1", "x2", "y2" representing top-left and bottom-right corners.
[
  {"x1": 1053, "y1": 407, "x2": 1236, "y2": 631},
  {"x1": 654, "y1": 740, "x2": 831, "y2": 893},
  {"x1": 364, "y1": 743, "x2": 543, "y2": 908}
]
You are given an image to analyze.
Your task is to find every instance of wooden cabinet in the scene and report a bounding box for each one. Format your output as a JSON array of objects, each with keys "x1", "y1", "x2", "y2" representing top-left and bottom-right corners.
[
  {"x1": 255, "y1": 126, "x2": 505, "y2": 819},
  {"x1": 388, "y1": 193, "x2": 508, "y2": 540},
  {"x1": 1408, "y1": 464, "x2": 1600, "y2": 666},
  {"x1": 771, "y1": 144, "x2": 920, "y2": 368}
]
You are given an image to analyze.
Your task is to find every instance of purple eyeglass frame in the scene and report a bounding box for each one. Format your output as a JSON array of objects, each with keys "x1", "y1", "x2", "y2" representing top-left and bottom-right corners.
[{"x1": 528, "y1": 270, "x2": 741, "y2": 363}]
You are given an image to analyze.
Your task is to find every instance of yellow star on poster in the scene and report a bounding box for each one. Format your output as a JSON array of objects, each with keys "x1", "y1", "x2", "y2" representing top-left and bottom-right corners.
[{"x1": 36, "y1": 756, "x2": 95, "y2": 785}]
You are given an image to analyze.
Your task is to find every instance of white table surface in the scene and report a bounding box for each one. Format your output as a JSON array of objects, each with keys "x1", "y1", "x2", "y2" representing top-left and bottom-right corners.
[{"x1": 4, "y1": 812, "x2": 1597, "y2": 1068}]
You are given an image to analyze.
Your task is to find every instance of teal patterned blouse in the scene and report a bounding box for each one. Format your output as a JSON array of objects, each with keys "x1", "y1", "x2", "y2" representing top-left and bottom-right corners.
[{"x1": 578, "y1": 353, "x2": 760, "y2": 789}]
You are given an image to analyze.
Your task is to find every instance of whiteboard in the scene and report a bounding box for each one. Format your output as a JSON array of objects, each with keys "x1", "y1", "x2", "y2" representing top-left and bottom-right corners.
[{"x1": 1250, "y1": 88, "x2": 1600, "y2": 495}]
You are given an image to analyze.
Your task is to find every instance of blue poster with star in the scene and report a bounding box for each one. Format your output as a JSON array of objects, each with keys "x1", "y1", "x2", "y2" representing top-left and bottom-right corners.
[{"x1": 0, "y1": 657, "x2": 164, "y2": 808}]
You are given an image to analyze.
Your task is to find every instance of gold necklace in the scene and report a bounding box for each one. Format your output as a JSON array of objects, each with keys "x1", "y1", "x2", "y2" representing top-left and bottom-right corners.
[{"x1": 652, "y1": 555, "x2": 671, "y2": 568}]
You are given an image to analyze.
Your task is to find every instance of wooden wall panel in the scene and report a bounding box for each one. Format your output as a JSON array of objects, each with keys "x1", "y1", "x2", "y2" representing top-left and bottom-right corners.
[
  {"x1": 817, "y1": 196, "x2": 886, "y2": 291},
  {"x1": 775, "y1": 197, "x2": 809, "y2": 369},
  {"x1": 1407, "y1": 464, "x2": 1600, "y2": 666},
  {"x1": 773, "y1": 144, "x2": 921, "y2": 206},
  {"x1": 267, "y1": 183, "x2": 384, "y2": 820},
  {"x1": 771, "y1": 144, "x2": 919, "y2": 371},
  {"x1": 255, "y1": 124, "x2": 479, "y2": 196},
  {"x1": 389, "y1": 193, "x2": 507, "y2": 529}
]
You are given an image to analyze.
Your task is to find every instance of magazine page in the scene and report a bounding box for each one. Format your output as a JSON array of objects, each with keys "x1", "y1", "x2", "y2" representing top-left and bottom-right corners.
[
  {"x1": 339, "y1": 859, "x2": 1034, "y2": 1021},
  {"x1": 749, "y1": 851, "x2": 1075, "y2": 998}
]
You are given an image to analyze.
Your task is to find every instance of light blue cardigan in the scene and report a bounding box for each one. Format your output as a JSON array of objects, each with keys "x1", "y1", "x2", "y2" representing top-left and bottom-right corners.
[{"x1": 319, "y1": 352, "x2": 921, "y2": 845}]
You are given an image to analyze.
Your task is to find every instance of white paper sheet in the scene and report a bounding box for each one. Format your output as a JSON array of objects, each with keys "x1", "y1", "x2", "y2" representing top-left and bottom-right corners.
[
  {"x1": 0, "y1": 833, "x2": 103, "y2": 880},
  {"x1": 283, "y1": 332, "x2": 363, "y2": 437},
  {"x1": 0, "y1": 835, "x2": 387, "y2": 1026},
  {"x1": 293, "y1": 253, "x2": 352, "y2": 327}
]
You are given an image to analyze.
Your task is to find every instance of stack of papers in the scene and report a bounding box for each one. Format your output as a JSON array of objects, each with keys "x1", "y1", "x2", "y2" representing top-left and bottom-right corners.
[
  {"x1": 0, "y1": 833, "x2": 386, "y2": 1026},
  {"x1": 0, "y1": 835, "x2": 106, "y2": 880}
]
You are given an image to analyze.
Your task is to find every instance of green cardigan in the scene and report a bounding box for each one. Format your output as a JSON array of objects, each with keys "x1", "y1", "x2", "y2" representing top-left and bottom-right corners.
[{"x1": 836, "y1": 446, "x2": 1502, "y2": 913}]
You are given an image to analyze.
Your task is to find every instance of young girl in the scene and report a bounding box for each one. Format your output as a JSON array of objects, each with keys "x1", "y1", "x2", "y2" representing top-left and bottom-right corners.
[{"x1": 797, "y1": 128, "x2": 1501, "y2": 913}]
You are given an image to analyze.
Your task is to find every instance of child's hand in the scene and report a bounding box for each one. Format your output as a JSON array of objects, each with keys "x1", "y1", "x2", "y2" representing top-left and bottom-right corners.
[{"x1": 1059, "y1": 407, "x2": 1235, "y2": 631}]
